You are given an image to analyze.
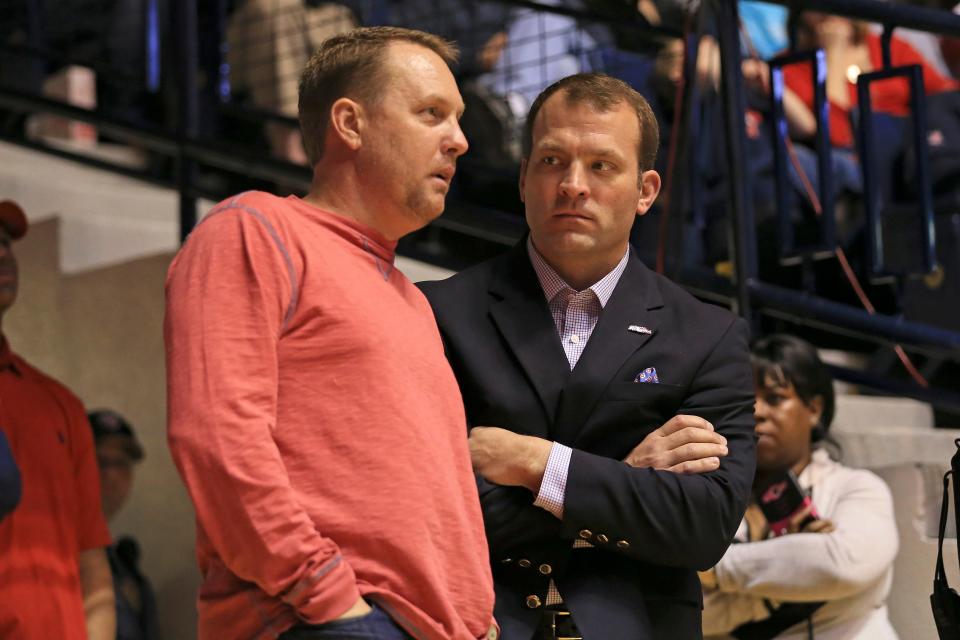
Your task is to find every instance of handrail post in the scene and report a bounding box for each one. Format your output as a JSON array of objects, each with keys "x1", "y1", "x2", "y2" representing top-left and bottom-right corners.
[
  {"x1": 174, "y1": 0, "x2": 199, "y2": 242},
  {"x1": 714, "y1": 0, "x2": 758, "y2": 327}
]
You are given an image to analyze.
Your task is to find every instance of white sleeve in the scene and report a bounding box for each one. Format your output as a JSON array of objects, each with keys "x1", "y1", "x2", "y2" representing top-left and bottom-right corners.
[{"x1": 714, "y1": 469, "x2": 898, "y2": 602}]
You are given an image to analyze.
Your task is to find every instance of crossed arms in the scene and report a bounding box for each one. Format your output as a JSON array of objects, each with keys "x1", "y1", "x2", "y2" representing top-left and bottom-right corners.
[{"x1": 471, "y1": 319, "x2": 756, "y2": 570}]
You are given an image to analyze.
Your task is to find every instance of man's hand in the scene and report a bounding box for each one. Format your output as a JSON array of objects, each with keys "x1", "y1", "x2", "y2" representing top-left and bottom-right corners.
[
  {"x1": 335, "y1": 597, "x2": 372, "y2": 621},
  {"x1": 698, "y1": 567, "x2": 719, "y2": 591},
  {"x1": 469, "y1": 426, "x2": 552, "y2": 492},
  {"x1": 79, "y1": 547, "x2": 116, "y2": 640},
  {"x1": 741, "y1": 58, "x2": 770, "y2": 95},
  {"x1": 622, "y1": 415, "x2": 727, "y2": 474}
]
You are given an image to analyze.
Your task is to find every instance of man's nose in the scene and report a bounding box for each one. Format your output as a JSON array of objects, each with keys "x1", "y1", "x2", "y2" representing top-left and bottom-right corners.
[
  {"x1": 559, "y1": 163, "x2": 589, "y2": 200},
  {"x1": 445, "y1": 119, "x2": 469, "y2": 158}
]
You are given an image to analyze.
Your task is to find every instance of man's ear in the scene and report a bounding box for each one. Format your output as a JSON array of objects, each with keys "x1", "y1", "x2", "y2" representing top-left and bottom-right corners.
[
  {"x1": 636, "y1": 169, "x2": 662, "y2": 217},
  {"x1": 518, "y1": 158, "x2": 527, "y2": 203},
  {"x1": 329, "y1": 97, "x2": 363, "y2": 151}
]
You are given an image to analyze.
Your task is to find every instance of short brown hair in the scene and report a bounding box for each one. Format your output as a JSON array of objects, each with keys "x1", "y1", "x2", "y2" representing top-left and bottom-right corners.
[
  {"x1": 522, "y1": 73, "x2": 660, "y2": 173},
  {"x1": 298, "y1": 26, "x2": 459, "y2": 166}
]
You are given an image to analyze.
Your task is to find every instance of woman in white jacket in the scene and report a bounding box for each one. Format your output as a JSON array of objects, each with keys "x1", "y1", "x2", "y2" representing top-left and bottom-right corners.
[{"x1": 700, "y1": 334, "x2": 898, "y2": 640}]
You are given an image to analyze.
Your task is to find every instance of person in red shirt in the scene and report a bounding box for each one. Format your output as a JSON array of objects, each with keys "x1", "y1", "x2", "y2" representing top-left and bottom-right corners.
[
  {"x1": 0, "y1": 199, "x2": 116, "y2": 640},
  {"x1": 780, "y1": 12, "x2": 958, "y2": 150},
  {"x1": 165, "y1": 27, "x2": 497, "y2": 640}
]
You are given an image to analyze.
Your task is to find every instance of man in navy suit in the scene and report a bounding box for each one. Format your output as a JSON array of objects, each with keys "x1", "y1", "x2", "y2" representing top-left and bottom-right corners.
[{"x1": 420, "y1": 73, "x2": 756, "y2": 640}]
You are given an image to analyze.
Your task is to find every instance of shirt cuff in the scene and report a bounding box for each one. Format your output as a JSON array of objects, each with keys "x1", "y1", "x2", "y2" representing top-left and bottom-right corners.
[{"x1": 533, "y1": 442, "x2": 572, "y2": 520}]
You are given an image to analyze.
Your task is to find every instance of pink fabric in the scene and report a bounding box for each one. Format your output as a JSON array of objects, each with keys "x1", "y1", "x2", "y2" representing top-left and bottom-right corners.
[{"x1": 165, "y1": 191, "x2": 494, "y2": 640}]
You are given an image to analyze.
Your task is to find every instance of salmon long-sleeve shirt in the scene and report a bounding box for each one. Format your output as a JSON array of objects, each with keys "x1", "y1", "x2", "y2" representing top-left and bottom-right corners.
[{"x1": 165, "y1": 191, "x2": 495, "y2": 640}]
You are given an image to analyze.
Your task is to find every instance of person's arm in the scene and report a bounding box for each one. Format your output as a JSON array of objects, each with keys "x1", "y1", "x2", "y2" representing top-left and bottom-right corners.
[
  {"x1": 702, "y1": 588, "x2": 770, "y2": 636},
  {"x1": 713, "y1": 470, "x2": 897, "y2": 602},
  {"x1": 742, "y1": 58, "x2": 817, "y2": 140},
  {"x1": 474, "y1": 317, "x2": 756, "y2": 570},
  {"x1": 79, "y1": 547, "x2": 116, "y2": 640},
  {"x1": 472, "y1": 413, "x2": 729, "y2": 518},
  {"x1": 564, "y1": 317, "x2": 755, "y2": 569},
  {"x1": 165, "y1": 205, "x2": 365, "y2": 624}
]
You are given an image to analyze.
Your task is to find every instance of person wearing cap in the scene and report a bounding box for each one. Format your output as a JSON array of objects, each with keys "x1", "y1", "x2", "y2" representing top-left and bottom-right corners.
[
  {"x1": 0, "y1": 200, "x2": 116, "y2": 639},
  {"x1": 88, "y1": 409, "x2": 161, "y2": 640}
]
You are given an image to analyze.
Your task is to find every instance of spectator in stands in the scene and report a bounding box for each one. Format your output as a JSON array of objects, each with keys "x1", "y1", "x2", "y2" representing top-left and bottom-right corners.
[
  {"x1": 88, "y1": 409, "x2": 160, "y2": 640},
  {"x1": 227, "y1": 0, "x2": 357, "y2": 164},
  {"x1": 0, "y1": 429, "x2": 20, "y2": 521},
  {"x1": 701, "y1": 334, "x2": 899, "y2": 639},
  {"x1": 483, "y1": 0, "x2": 610, "y2": 122},
  {"x1": 0, "y1": 0, "x2": 155, "y2": 125},
  {"x1": 941, "y1": 3, "x2": 960, "y2": 78},
  {"x1": 387, "y1": 0, "x2": 510, "y2": 80},
  {"x1": 781, "y1": 11, "x2": 958, "y2": 150},
  {"x1": 166, "y1": 27, "x2": 495, "y2": 640},
  {"x1": 0, "y1": 199, "x2": 116, "y2": 639}
]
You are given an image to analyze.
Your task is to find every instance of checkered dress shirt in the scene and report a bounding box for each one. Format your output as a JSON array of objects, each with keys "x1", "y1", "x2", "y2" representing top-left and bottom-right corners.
[{"x1": 526, "y1": 239, "x2": 629, "y2": 605}]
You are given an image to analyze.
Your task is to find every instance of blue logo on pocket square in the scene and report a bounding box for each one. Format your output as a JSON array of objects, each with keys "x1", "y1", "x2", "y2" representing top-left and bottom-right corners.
[{"x1": 634, "y1": 367, "x2": 659, "y2": 384}]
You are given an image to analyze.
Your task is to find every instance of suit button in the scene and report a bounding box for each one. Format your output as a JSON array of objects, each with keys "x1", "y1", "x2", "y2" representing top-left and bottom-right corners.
[
  {"x1": 596, "y1": 534, "x2": 609, "y2": 544},
  {"x1": 525, "y1": 595, "x2": 542, "y2": 609},
  {"x1": 616, "y1": 540, "x2": 630, "y2": 549},
  {"x1": 501, "y1": 558, "x2": 513, "y2": 564},
  {"x1": 517, "y1": 559, "x2": 531, "y2": 568},
  {"x1": 538, "y1": 563, "x2": 552, "y2": 575},
  {"x1": 579, "y1": 529, "x2": 592, "y2": 540}
]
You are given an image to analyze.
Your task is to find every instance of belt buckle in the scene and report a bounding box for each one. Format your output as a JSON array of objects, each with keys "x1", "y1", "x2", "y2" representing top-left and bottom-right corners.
[{"x1": 547, "y1": 609, "x2": 582, "y2": 640}]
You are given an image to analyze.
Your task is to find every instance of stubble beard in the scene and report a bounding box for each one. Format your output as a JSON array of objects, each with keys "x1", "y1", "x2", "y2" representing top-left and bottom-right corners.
[{"x1": 404, "y1": 182, "x2": 445, "y2": 229}]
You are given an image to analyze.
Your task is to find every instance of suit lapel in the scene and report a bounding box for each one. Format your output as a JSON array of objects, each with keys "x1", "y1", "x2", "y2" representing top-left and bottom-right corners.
[
  {"x1": 489, "y1": 242, "x2": 570, "y2": 425},
  {"x1": 551, "y1": 253, "x2": 665, "y2": 445}
]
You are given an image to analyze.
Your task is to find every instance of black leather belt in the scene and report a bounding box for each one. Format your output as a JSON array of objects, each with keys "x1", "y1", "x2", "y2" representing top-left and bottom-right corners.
[{"x1": 538, "y1": 608, "x2": 582, "y2": 640}]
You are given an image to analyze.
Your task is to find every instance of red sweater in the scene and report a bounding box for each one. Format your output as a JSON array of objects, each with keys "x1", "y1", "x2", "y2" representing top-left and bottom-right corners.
[
  {"x1": 165, "y1": 192, "x2": 494, "y2": 640},
  {"x1": 783, "y1": 33, "x2": 958, "y2": 148}
]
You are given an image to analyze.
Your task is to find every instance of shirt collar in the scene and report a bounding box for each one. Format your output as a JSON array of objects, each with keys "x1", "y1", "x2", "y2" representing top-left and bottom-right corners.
[{"x1": 526, "y1": 237, "x2": 629, "y2": 308}]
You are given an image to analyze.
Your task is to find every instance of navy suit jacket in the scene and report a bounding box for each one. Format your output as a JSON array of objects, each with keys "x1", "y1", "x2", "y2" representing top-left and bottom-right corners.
[{"x1": 419, "y1": 242, "x2": 756, "y2": 640}]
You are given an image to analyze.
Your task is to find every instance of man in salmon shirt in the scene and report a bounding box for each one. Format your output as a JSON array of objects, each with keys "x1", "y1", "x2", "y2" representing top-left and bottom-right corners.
[
  {"x1": 165, "y1": 27, "x2": 497, "y2": 640},
  {"x1": 0, "y1": 199, "x2": 116, "y2": 640}
]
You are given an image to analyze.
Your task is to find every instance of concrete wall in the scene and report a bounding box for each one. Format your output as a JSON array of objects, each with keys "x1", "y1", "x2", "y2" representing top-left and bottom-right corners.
[{"x1": 6, "y1": 218, "x2": 199, "y2": 640}]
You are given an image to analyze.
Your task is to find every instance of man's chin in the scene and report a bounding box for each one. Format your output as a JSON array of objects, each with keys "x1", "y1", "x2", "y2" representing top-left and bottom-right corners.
[{"x1": 535, "y1": 230, "x2": 595, "y2": 254}]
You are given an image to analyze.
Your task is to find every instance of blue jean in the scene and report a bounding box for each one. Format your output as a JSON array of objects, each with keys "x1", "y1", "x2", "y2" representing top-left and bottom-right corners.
[{"x1": 279, "y1": 603, "x2": 412, "y2": 640}]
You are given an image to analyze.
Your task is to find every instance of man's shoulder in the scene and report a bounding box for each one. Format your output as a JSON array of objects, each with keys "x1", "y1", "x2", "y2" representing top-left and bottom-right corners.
[
  {"x1": 169, "y1": 191, "x2": 306, "y2": 276},
  {"x1": 418, "y1": 253, "x2": 505, "y2": 307},
  {"x1": 198, "y1": 191, "x2": 294, "y2": 232},
  {"x1": 642, "y1": 263, "x2": 743, "y2": 330},
  {"x1": 9, "y1": 351, "x2": 84, "y2": 410}
]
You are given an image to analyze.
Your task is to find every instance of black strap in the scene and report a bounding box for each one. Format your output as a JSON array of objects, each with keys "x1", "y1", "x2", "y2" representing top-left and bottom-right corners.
[
  {"x1": 936, "y1": 471, "x2": 953, "y2": 591},
  {"x1": 952, "y1": 439, "x2": 960, "y2": 570},
  {"x1": 731, "y1": 601, "x2": 825, "y2": 640},
  {"x1": 931, "y1": 441, "x2": 960, "y2": 639}
]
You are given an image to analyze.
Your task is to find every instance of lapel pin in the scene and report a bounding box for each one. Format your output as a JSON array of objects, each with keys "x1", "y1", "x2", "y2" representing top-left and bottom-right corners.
[{"x1": 628, "y1": 325, "x2": 653, "y2": 335}]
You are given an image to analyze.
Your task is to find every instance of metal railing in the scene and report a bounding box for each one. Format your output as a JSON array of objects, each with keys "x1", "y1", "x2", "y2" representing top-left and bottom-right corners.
[{"x1": 1, "y1": 0, "x2": 959, "y2": 414}]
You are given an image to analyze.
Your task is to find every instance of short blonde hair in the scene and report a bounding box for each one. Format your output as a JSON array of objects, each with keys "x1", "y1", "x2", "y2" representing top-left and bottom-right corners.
[{"x1": 298, "y1": 26, "x2": 459, "y2": 165}]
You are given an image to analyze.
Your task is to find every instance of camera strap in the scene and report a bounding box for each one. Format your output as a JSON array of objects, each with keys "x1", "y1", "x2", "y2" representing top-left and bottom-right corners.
[{"x1": 931, "y1": 439, "x2": 960, "y2": 640}]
